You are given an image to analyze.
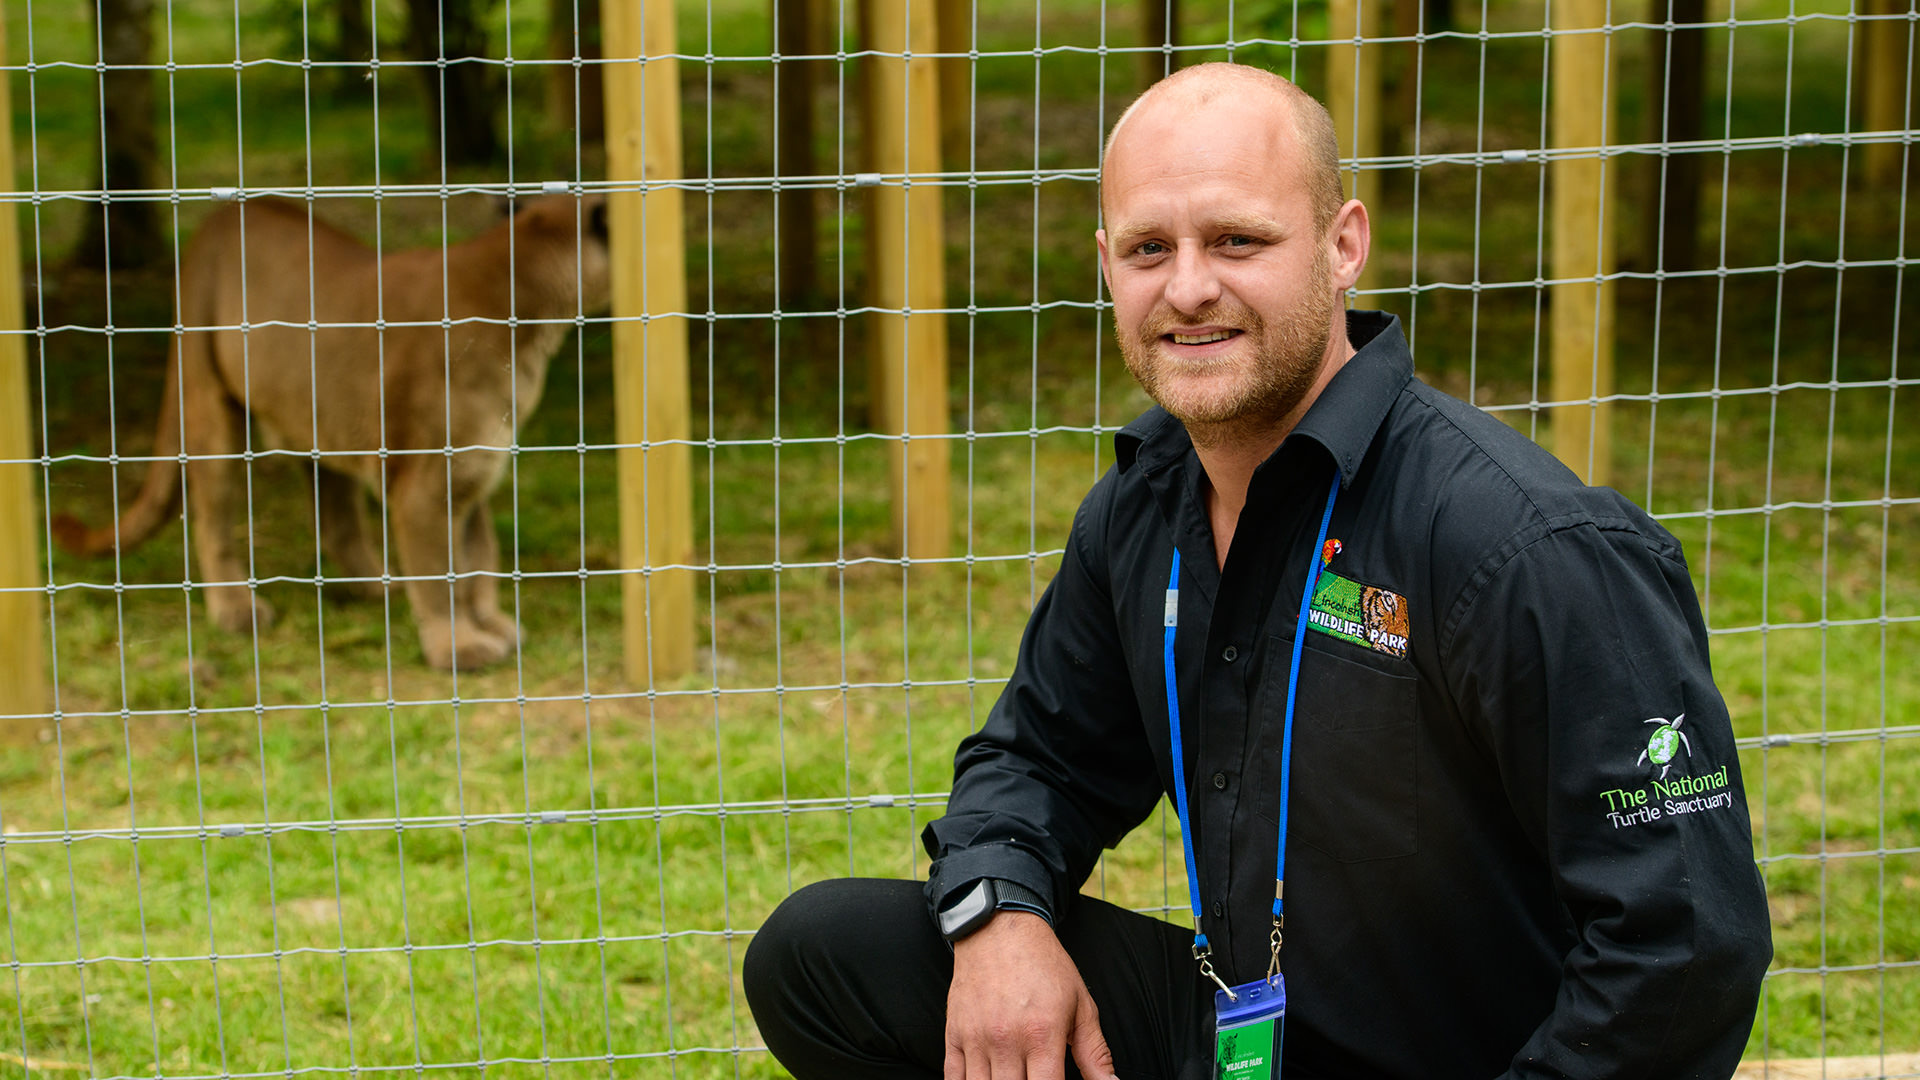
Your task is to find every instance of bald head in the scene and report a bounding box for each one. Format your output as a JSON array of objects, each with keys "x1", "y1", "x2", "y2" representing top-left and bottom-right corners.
[{"x1": 1102, "y1": 63, "x2": 1346, "y2": 234}]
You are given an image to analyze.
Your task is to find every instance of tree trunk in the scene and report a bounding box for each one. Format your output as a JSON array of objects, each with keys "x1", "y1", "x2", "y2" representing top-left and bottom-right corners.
[
  {"x1": 1645, "y1": 0, "x2": 1705, "y2": 270},
  {"x1": 337, "y1": 0, "x2": 373, "y2": 63},
  {"x1": 325, "y1": 0, "x2": 377, "y2": 97},
  {"x1": 75, "y1": 0, "x2": 161, "y2": 271},
  {"x1": 775, "y1": 0, "x2": 818, "y2": 308},
  {"x1": 1139, "y1": 0, "x2": 1179, "y2": 88},
  {"x1": 547, "y1": 0, "x2": 604, "y2": 140},
  {"x1": 406, "y1": 0, "x2": 501, "y2": 166},
  {"x1": 937, "y1": 0, "x2": 969, "y2": 168}
]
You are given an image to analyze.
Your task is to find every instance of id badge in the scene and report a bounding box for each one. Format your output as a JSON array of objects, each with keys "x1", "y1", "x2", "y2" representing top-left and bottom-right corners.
[{"x1": 1213, "y1": 975, "x2": 1284, "y2": 1080}]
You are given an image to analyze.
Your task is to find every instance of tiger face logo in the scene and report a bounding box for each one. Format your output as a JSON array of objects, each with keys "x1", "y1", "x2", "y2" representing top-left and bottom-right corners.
[{"x1": 1361, "y1": 586, "x2": 1410, "y2": 658}]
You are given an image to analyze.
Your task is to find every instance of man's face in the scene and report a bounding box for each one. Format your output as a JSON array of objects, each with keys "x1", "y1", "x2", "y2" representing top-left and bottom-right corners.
[{"x1": 1097, "y1": 91, "x2": 1340, "y2": 437}]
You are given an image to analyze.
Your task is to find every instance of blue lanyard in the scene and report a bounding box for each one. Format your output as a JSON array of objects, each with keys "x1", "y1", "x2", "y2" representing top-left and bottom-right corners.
[{"x1": 1164, "y1": 468, "x2": 1341, "y2": 988}]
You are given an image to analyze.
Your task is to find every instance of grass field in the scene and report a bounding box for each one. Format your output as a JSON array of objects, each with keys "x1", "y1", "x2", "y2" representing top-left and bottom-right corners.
[{"x1": 3, "y1": 0, "x2": 1917, "y2": 1076}]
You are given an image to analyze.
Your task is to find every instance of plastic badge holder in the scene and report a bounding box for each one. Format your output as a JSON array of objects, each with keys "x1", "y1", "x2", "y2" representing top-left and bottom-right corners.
[{"x1": 1214, "y1": 975, "x2": 1285, "y2": 1080}]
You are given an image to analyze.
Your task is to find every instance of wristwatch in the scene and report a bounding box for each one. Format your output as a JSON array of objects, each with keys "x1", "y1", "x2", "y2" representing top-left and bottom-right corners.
[{"x1": 936, "y1": 878, "x2": 1052, "y2": 943}]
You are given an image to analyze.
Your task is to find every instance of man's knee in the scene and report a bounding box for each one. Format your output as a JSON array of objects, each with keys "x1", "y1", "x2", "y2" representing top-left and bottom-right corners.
[
  {"x1": 750, "y1": 878, "x2": 902, "y2": 978},
  {"x1": 745, "y1": 878, "x2": 858, "y2": 1001},
  {"x1": 746, "y1": 877, "x2": 950, "y2": 1078}
]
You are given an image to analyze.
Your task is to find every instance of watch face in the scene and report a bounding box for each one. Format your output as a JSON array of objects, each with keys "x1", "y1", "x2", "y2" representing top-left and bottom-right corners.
[{"x1": 939, "y1": 878, "x2": 996, "y2": 941}]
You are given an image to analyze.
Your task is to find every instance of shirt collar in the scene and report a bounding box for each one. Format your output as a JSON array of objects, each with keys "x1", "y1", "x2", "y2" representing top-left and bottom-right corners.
[{"x1": 1114, "y1": 310, "x2": 1413, "y2": 484}]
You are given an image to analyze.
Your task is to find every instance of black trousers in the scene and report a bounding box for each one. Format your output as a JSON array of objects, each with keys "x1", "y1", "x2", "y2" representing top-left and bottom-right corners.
[{"x1": 743, "y1": 878, "x2": 1215, "y2": 1080}]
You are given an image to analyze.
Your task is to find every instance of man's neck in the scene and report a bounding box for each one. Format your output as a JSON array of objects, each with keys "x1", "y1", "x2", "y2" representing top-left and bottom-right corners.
[{"x1": 1196, "y1": 334, "x2": 1357, "y2": 571}]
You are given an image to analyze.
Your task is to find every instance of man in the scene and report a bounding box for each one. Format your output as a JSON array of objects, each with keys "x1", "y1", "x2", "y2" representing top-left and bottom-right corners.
[{"x1": 745, "y1": 63, "x2": 1772, "y2": 1079}]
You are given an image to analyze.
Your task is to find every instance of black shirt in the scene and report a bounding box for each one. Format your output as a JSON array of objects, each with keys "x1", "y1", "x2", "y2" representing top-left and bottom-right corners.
[{"x1": 922, "y1": 312, "x2": 1772, "y2": 1079}]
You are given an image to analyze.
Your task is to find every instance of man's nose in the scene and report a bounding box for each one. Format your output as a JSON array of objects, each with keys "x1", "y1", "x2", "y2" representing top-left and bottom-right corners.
[{"x1": 1163, "y1": 245, "x2": 1223, "y2": 314}]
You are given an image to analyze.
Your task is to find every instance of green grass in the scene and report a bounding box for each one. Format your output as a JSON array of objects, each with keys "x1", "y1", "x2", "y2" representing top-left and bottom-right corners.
[{"x1": 5, "y1": 0, "x2": 1919, "y2": 1075}]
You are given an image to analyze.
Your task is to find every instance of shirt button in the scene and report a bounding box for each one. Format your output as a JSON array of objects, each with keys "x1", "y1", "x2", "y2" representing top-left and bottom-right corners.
[
  {"x1": 1211, "y1": 771, "x2": 1228, "y2": 790},
  {"x1": 1211, "y1": 900, "x2": 1224, "y2": 918},
  {"x1": 1222, "y1": 645, "x2": 1238, "y2": 662}
]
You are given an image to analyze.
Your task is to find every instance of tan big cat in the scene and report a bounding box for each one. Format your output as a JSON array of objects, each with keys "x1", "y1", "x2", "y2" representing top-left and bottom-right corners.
[{"x1": 55, "y1": 192, "x2": 612, "y2": 671}]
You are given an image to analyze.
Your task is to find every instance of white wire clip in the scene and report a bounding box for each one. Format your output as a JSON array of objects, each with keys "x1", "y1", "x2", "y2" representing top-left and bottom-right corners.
[
  {"x1": 210, "y1": 186, "x2": 240, "y2": 202},
  {"x1": 540, "y1": 179, "x2": 571, "y2": 195},
  {"x1": 1500, "y1": 149, "x2": 1530, "y2": 164},
  {"x1": 1789, "y1": 132, "x2": 1823, "y2": 148},
  {"x1": 867, "y1": 793, "x2": 895, "y2": 807},
  {"x1": 853, "y1": 172, "x2": 883, "y2": 188}
]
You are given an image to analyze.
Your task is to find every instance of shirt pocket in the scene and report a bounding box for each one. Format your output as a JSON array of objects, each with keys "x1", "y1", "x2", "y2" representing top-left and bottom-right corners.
[{"x1": 1253, "y1": 633, "x2": 1419, "y2": 863}]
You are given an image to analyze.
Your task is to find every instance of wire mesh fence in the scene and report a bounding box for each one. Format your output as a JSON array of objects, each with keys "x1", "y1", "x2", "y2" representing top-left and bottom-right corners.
[{"x1": 0, "y1": 0, "x2": 1914, "y2": 1076}]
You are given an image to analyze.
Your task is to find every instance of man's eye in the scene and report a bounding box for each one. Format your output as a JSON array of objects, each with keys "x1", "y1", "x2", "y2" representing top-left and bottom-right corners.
[
  {"x1": 1223, "y1": 235, "x2": 1257, "y2": 248},
  {"x1": 1135, "y1": 241, "x2": 1168, "y2": 256}
]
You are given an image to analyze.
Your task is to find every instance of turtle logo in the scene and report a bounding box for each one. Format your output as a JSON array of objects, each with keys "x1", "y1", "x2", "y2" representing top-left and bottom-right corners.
[{"x1": 1637, "y1": 713, "x2": 1690, "y2": 778}]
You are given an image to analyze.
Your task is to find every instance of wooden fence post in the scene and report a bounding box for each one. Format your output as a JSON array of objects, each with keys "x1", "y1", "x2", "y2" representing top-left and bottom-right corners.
[
  {"x1": 864, "y1": 0, "x2": 951, "y2": 559},
  {"x1": 0, "y1": 0, "x2": 48, "y2": 729},
  {"x1": 1550, "y1": 0, "x2": 1618, "y2": 486},
  {"x1": 605, "y1": 0, "x2": 695, "y2": 686},
  {"x1": 1328, "y1": 0, "x2": 1383, "y2": 298}
]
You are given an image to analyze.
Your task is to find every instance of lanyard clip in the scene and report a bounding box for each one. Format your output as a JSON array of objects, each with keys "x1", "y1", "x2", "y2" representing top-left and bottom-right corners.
[
  {"x1": 1267, "y1": 917, "x2": 1284, "y2": 982},
  {"x1": 1198, "y1": 953, "x2": 1236, "y2": 1001},
  {"x1": 1192, "y1": 931, "x2": 1237, "y2": 1000}
]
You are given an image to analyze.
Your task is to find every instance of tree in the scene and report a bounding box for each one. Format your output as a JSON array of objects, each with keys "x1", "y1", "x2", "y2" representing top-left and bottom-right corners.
[
  {"x1": 547, "y1": 0, "x2": 604, "y2": 140},
  {"x1": 775, "y1": 0, "x2": 817, "y2": 308},
  {"x1": 1139, "y1": 0, "x2": 1180, "y2": 88},
  {"x1": 405, "y1": 0, "x2": 502, "y2": 166},
  {"x1": 1644, "y1": 0, "x2": 1706, "y2": 271},
  {"x1": 75, "y1": 0, "x2": 163, "y2": 271}
]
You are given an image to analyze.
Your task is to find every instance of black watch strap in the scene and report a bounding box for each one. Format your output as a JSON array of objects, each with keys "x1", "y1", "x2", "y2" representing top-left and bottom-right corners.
[{"x1": 988, "y1": 879, "x2": 1051, "y2": 922}]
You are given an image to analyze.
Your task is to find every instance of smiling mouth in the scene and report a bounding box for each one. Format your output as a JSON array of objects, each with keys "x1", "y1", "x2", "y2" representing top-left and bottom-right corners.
[{"x1": 1167, "y1": 330, "x2": 1240, "y2": 345}]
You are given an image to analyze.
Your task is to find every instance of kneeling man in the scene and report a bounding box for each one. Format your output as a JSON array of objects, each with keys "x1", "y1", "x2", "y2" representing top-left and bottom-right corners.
[{"x1": 745, "y1": 63, "x2": 1772, "y2": 1080}]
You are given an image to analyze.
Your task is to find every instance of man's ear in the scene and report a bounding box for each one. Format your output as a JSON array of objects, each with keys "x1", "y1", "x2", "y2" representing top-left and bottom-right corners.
[
  {"x1": 1095, "y1": 228, "x2": 1113, "y2": 293},
  {"x1": 1328, "y1": 199, "x2": 1371, "y2": 292}
]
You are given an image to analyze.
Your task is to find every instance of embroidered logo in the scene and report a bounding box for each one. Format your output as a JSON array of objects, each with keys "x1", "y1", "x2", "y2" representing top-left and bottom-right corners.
[
  {"x1": 1597, "y1": 711, "x2": 1733, "y2": 829},
  {"x1": 1638, "y1": 713, "x2": 1691, "y2": 778},
  {"x1": 1320, "y1": 538, "x2": 1343, "y2": 566},
  {"x1": 1305, "y1": 570, "x2": 1410, "y2": 659}
]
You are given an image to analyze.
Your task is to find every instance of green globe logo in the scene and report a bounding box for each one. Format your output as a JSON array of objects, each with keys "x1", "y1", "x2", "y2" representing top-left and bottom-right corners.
[{"x1": 1637, "y1": 714, "x2": 1690, "y2": 778}]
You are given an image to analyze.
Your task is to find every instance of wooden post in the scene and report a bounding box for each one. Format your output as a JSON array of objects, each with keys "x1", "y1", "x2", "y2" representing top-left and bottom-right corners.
[
  {"x1": 1550, "y1": 0, "x2": 1618, "y2": 486},
  {"x1": 604, "y1": 0, "x2": 695, "y2": 686},
  {"x1": 1861, "y1": 0, "x2": 1910, "y2": 189},
  {"x1": 863, "y1": 0, "x2": 951, "y2": 559},
  {"x1": 0, "y1": 2, "x2": 47, "y2": 722},
  {"x1": 1328, "y1": 0, "x2": 1383, "y2": 297},
  {"x1": 0, "y1": 1, "x2": 48, "y2": 728}
]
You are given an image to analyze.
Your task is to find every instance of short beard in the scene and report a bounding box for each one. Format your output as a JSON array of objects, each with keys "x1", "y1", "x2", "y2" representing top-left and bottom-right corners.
[{"x1": 1116, "y1": 246, "x2": 1340, "y2": 451}]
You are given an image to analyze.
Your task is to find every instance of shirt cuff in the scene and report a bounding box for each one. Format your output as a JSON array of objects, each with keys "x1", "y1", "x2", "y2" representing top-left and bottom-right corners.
[{"x1": 924, "y1": 842, "x2": 1059, "y2": 928}]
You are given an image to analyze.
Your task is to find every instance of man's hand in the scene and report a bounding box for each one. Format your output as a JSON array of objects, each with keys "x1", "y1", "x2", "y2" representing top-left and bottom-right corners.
[{"x1": 944, "y1": 909, "x2": 1119, "y2": 1080}]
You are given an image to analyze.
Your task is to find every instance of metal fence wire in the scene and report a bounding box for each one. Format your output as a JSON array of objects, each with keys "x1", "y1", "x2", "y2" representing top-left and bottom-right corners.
[{"x1": 0, "y1": 0, "x2": 1915, "y2": 1076}]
